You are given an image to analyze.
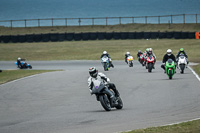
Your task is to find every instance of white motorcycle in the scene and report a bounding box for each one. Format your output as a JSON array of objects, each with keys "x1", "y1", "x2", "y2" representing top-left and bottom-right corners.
[
  {"x1": 177, "y1": 54, "x2": 188, "y2": 74},
  {"x1": 126, "y1": 55, "x2": 133, "y2": 67},
  {"x1": 101, "y1": 56, "x2": 110, "y2": 71}
]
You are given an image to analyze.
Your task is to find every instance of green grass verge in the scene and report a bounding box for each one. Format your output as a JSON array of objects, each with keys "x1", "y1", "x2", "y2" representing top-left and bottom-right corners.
[
  {"x1": 0, "y1": 39, "x2": 200, "y2": 63},
  {"x1": 0, "y1": 70, "x2": 57, "y2": 84},
  {"x1": 123, "y1": 119, "x2": 200, "y2": 133},
  {"x1": 192, "y1": 64, "x2": 200, "y2": 77},
  {"x1": 1, "y1": 23, "x2": 200, "y2": 35}
]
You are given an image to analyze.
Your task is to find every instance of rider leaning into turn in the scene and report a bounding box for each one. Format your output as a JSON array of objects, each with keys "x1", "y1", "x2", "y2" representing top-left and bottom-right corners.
[
  {"x1": 144, "y1": 48, "x2": 156, "y2": 68},
  {"x1": 161, "y1": 49, "x2": 176, "y2": 72},
  {"x1": 176, "y1": 48, "x2": 189, "y2": 64},
  {"x1": 125, "y1": 52, "x2": 131, "y2": 64},
  {"x1": 88, "y1": 67, "x2": 120, "y2": 98},
  {"x1": 17, "y1": 57, "x2": 26, "y2": 68},
  {"x1": 100, "y1": 51, "x2": 114, "y2": 68},
  {"x1": 137, "y1": 50, "x2": 143, "y2": 61}
]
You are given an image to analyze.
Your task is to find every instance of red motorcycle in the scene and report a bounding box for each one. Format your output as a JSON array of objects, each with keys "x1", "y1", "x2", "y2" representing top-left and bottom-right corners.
[
  {"x1": 139, "y1": 53, "x2": 145, "y2": 66},
  {"x1": 146, "y1": 55, "x2": 155, "y2": 72}
]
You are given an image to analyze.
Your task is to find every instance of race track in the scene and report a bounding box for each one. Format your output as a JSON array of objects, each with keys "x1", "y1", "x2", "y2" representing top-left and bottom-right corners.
[{"x1": 0, "y1": 61, "x2": 200, "y2": 133}]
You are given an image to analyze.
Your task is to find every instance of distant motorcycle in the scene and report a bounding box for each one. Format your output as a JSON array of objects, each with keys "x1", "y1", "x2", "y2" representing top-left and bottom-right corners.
[
  {"x1": 91, "y1": 79, "x2": 123, "y2": 111},
  {"x1": 146, "y1": 55, "x2": 155, "y2": 72},
  {"x1": 139, "y1": 53, "x2": 145, "y2": 66},
  {"x1": 177, "y1": 54, "x2": 188, "y2": 74},
  {"x1": 15, "y1": 61, "x2": 32, "y2": 69},
  {"x1": 126, "y1": 55, "x2": 133, "y2": 67},
  {"x1": 165, "y1": 59, "x2": 175, "y2": 79},
  {"x1": 101, "y1": 56, "x2": 110, "y2": 71}
]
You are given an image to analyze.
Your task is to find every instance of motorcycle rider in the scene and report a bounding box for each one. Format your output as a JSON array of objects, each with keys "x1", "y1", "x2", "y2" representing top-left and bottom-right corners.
[
  {"x1": 125, "y1": 52, "x2": 131, "y2": 64},
  {"x1": 161, "y1": 49, "x2": 176, "y2": 72},
  {"x1": 144, "y1": 48, "x2": 156, "y2": 68},
  {"x1": 137, "y1": 50, "x2": 143, "y2": 61},
  {"x1": 176, "y1": 48, "x2": 189, "y2": 64},
  {"x1": 88, "y1": 67, "x2": 120, "y2": 103},
  {"x1": 100, "y1": 51, "x2": 114, "y2": 68},
  {"x1": 17, "y1": 57, "x2": 26, "y2": 68}
]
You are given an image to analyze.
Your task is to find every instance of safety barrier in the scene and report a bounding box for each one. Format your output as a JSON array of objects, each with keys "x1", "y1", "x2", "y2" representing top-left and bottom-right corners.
[{"x1": 0, "y1": 31, "x2": 196, "y2": 43}]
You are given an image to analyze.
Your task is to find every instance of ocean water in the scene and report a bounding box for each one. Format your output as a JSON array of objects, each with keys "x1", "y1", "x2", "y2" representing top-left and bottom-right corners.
[{"x1": 0, "y1": 0, "x2": 200, "y2": 27}]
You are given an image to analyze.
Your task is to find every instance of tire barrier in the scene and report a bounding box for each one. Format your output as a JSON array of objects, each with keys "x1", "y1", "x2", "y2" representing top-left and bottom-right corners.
[
  {"x1": 105, "y1": 32, "x2": 113, "y2": 40},
  {"x1": 50, "y1": 33, "x2": 59, "y2": 42},
  {"x1": 42, "y1": 34, "x2": 50, "y2": 42},
  {"x1": 82, "y1": 33, "x2": 90, "y2": 40},
  {"x1": 97, "y1": 32, "x2": 105, "y2": 40},
  {"x1": 66, "y1": 33, "x2": 74, "y2": 41},
  {"x1": 0, "y1": 32, "x2": 196, "y2": 43},
  {"x1": 90, "y1": 32, "x2": 98, "y2": 40},
  {"x1": 26, "y1": 34, "x2": 34, "y2": 42},
  {"x1": 58, "y1": 33, "x2": 66, "y2": 41}
]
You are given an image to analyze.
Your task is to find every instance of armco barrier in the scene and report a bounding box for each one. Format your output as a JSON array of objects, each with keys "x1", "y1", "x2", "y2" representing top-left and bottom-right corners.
[{"x1": 0, "y1": 32, "x2": 196, "y2": 43}]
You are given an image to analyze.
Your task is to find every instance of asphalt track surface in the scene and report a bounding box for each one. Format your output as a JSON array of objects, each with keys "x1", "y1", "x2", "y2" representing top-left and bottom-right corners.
[{"x1": 0, "y1": 61, "x2": 200, "y2": 133}]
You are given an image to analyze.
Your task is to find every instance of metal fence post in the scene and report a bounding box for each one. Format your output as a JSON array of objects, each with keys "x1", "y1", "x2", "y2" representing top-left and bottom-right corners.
[
  {"x1": 65, "y1": 18, "x2": 67, "y2": 26},
  {"x1": 78, "y1": 18, "x2": 81, "y2": 26},
  {"x1": 119, "y1": 17, "x2": 121, "y2": 25},
  {"x1": 196, "y1": 14, "x2": 198, "y2": 24},
  {"x1": 10, "y1": 20, "x2": 13, "y2": 29},
  {"x1": 132, "y1": 17, "x2": 134, "y2": 24},
  {"x1": 183, "y1": 14, "x2": 185, "y2": 24},
  {"x1": 171, "y1": 15, "x2": 173, "y2": 24},
  {"x1": 145, "y1": 16, "x2": 147, "y2": 24},
  {"x1": 38, "y1": 19, "x2": 40, "y2": 27},
  {"x1": 158, "y1": 16, "x2": 160, "y2": 24},
  {"x1": 25, "y1": 19, "x2": 27, "y2": 28},
  {"x1": 106, "y1": 17, "x2": 108, "y2": 26},
  {"x1": 52, "y1": 18, "x2": 54, "y2": 27},
  {"x1": 92, "y1": 18, "x2": 94, "y2": 25}
]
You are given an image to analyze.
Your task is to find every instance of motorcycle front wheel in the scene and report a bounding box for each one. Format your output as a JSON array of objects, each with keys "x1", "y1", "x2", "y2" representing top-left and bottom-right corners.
[
  {"x1": 99, "y1": 95, "x2": 111, "y2": 111},
  {"x1": 148, "y1": 63, "x2": 153, "y2": 72}
]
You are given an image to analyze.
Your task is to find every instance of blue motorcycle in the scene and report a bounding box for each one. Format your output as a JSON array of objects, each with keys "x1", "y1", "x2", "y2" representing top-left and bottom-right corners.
[{"x1": 15, "y1": 61, "x2": 32, "y2": 69}]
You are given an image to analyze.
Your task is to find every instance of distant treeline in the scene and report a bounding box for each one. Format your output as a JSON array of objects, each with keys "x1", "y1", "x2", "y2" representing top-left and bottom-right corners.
[{"x1": 0, "y1": 31, "x2": 195, "y2": 43}]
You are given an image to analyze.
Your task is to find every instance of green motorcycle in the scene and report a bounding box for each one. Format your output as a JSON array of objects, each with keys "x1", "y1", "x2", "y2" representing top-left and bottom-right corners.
[{"x1": 165, "y1": 59, "x2": 175, "y2": 79}]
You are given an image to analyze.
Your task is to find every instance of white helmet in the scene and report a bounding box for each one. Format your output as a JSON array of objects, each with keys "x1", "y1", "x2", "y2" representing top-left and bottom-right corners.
[
  {"x1": 103, "y1": 51, "x2": 107, "y2": 54},
  {"x1": 18, "y1": 57, "x2": 21, "y2": 60},
  {"x1": 167, "y1": 49, "x2": 172, "y2": 56},
  {"x1": 126, "y1": 52, "x2": 130, "y2": 55}
]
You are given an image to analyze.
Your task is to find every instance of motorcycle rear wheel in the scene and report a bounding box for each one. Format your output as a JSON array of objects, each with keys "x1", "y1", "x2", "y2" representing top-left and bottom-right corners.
[
  {"x1": 99, "y1": 95, "x2": 111, "y2": 111},
  {"x1": 180, "y1": 64, "x2": 185, "y2": 74},
  {"x1": 115, "y1": 97, "x2": 123, "y2": 109},
  {"x1": 148, "y1": 63, "x2": 153, "y2": 72}
]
